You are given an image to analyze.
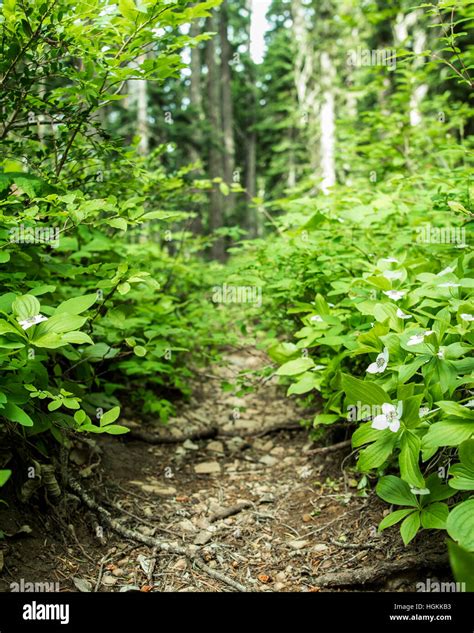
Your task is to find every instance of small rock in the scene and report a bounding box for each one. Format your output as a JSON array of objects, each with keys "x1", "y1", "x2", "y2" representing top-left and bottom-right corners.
[
  {"x1": 194, "y1": 530, "x2": 213, "y2": 545},
  {"x1": 259, "y1": 455, "x2": 277, "y2": 467},
  {"x1": 178, "y1": 519, "x2": 196, "y2": 533},
  {"x1": 288, "y1": 539, "x2": 309, "y2": 550},
  {"x1": 101, "y1": 575, "x2": 117, "y2": 587},
  {"x1": 275, "y1": 572, "x2": 286, "y2": 582},
  {"x1": 302, "y1": 514, "x2": 312, "y2": 523},
  {"x1": 274, "y1": 582, "x2": 285, "y2": 591},
  {"x1": 112, "y1": 568, "x2": 124, "y2": 577},
  {"x1": 194, "y1": 462, "x2": 221, "y2": 474},
  {"x1": 270, "y1": 446, "x2": 285, "y2": 457},
  {"x1": 183, "y1": 439, "x2": 199, "y2": 450},
  {"x1": 207, "y1": 441, "x2": 224, "y2": 454},
  {"x1": 261, "y1": 440, "x2": 274, "y2": 452},
  {"x1": 172, "y1": 558, "x2": 187, "y2": 571},
  {"x1": 312, "y1": 543, "x2": 329, "y2": 554},
  {"x1": 137, "y1": 483, "x2": 177, "y2": 496}
]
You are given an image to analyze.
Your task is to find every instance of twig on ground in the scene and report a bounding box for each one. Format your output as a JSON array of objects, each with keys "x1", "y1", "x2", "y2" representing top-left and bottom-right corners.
[
  {"x1": 68, "y1": 477, "x2": 249, "y2": 593},
  {"x1": 329, "y1": 539, "x2": 378, "y2": 550},
  {"x1": 209, "y1": 501, "x2": 253, "y2": 523}
]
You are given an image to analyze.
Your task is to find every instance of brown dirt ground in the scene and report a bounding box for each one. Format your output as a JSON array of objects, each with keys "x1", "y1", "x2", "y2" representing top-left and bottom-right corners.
[{"x1": 0, "y1": 347, "x2": 449, "y2": 593}]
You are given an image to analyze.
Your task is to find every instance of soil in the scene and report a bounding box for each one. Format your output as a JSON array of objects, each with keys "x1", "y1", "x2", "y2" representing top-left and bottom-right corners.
[{"x1": 0, "y1": 347, "x2": 449, "y2": 593}]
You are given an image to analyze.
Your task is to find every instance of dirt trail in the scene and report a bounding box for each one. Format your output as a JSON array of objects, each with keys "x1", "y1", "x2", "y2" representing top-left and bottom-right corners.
[{"x1": 0, "y1": 348, "x2": 448, "y2": 593}]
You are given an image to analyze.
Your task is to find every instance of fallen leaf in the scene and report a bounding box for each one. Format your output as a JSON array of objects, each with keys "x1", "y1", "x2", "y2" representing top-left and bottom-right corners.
[
  {"x1": 72, "y1": 577, "x2": 92, "y2": 592},
  {"x1": 257, "y1": 574, "x2": 272, "y2": 584},
  {"x1": 140, "y1": 585, "x2": 153, "y2": 592}
]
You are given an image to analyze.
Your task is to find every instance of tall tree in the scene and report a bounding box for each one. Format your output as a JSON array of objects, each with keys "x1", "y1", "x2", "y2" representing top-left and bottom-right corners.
[{"x1": 205, "y1": 13, "x2": 225, "y2": 259}]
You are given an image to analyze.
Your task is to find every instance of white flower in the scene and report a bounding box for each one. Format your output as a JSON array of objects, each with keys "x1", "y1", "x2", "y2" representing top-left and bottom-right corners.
[
  {"x1": 397, "y1": 308, "x2": 411, "y2": 319},
  {"x1": 460, "y1": 313, "x2": 474, "y2": 322},
  {"x1": 383, "y1": 290, "x2": 406, "y2": 301},
  {"x1": 438, "y1": 282, "x2": 460, "y2": 288},
  {"x1": 310, "y1": 315, "x2": 323, "y2": 323},
  {"x1": 328, "y1": 303, "x2": 335, "y2": 307},
  {"x1": 437, "y1": 266, "x2": 455, "y2": 276},
  {"x1": 18, "y1": 314, "x2": 48, "y2": 330},
  {"x1": 437, "y1": 347, "x2": 446, "y2": 359},
  {"x1": 406, "y1": 330, "x2": 434, "y2": 346},
  {"x1": 465, "y1": 400, "x2": 474, "y2": 408},
  {"x1": 381, "y1": 258, "x2": 399, "y2": 264},
  {"x1": 383, "y1": 270, "x2": 403, "y2": 281},
  {"x1": 311, "y1": 365, "x2": 326, "y2": 371},
  {"x1": 366, "y1": 348, "x2": 389, "y2": 374},
  {"x1": 419, "y1": 406, "x2": 430, "y2": 418},
  {"x1": 372, "y1": 402, "x2": 403, "y2": 433},
  {"x1": 410, "y1": 486, "x2": 430, "y2": 496}
]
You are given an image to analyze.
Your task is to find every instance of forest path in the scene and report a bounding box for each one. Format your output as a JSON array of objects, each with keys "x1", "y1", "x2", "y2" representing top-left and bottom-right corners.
[{"x1": 1, "y1": 347, "x2": 446, "y2": 593}]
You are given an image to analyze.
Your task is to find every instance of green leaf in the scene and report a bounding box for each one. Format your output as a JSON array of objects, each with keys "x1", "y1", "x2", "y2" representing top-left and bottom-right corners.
[
  {"x1": 447, "y1": 541, "x2": 474, "y2": 592},
  {"x1": 108, "y1": 218, "x2": 128, "y2": 231},
  {"x1": 74, "y1": 410, "x2": 86, "y2": 424},
  {"x1": 421, "y1": 502, "x2": 449, "y2": 529},
  {"x1": 34, "y1": 314, "x2": 87, "y2": 335},
  {"x1": 379, "y1": 508, "x2": 415, "y2": 531},
  {"x1": 357, "y1": 433, "x2": 397, "y2": 471},
  {"x1": 446, "y1": 500, "x2": 474, "y2": 551},
  {"x1": 399, "y1": 432, "x2": 424, "y2": 488},
  {"x1": 352, "y1": 421, "x2": 385, "y2": 447},
  {"x1": 341, "y1": 374, "x2": 389, "y2": 406},
  {"x1": 423, "y1": 420, "x2": 473, "y2": 448},
  {"x1": 0, "y1": 470, "x2": 12, "y2": 487},
  {"x1": 133, "y1": 345, "x2": 147, "y2": 357},
  {"x1": 12, "y1": 295, "x2": 41, "y2": 320},
  {"x1": 55, "y1": 294, "x2": 97, "y2": 316},
  {"x1": 436, "y1": 401, "x2": 474, "y2": 420},
  {"x1": 100, "y1": 406, "x2": 120, "y2": 427},
  {"x1": 287, "y1": 371, "x2": 318, "y2": 395},
  {"x1": 61, "y1": 332, "x2": 94, "y2": 345},
  {"x1": 103, "y1": 424, "x2": 129, "y2": 435},
  {"x1": 376, "y1": 475, "x2": 419, "y2": 507},
  {"x1": 3, "y1": 402, "x2": 34, "y2": 427},
  {"x1": 400, "y1": 511, "x2": 421, "y2": 545},
  {"x1": 276, "y1": 357, "x2": 314, "y2": 376}
]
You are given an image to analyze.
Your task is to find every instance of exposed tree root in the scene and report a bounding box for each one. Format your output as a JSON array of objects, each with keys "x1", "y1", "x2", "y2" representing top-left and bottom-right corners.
[
  {"x1": 314, "y1": 552, "x2": 449, "y2": 587},
  {"x1": 209, "y1": 501, "x2": 252, "y2": 523},
  {"x1": 125, "y1": 426, "x2": 219, "y2": 444},
  {"x1": 307, "y1": 439, "x2": 352, "y2": 455},
  {"x1": 68, "y1": 477, "x2": 249, "y2": 593},
  {"x1": 124, "y1": 421, "x2": 304, "y2": 444}
]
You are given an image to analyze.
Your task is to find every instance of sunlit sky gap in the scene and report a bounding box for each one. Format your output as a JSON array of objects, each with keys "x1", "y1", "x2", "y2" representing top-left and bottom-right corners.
[{"x1": 250, "y1": 0, "x2": 272, "y2": 64}]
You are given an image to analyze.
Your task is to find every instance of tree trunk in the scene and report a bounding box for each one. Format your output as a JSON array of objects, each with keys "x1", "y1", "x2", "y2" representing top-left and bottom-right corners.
[
  {"x1": 205, "y1": 14, "x2": 225, "y2": 260},
  {"x1": 189, "y1": 18, "x2": 203, "y2": 165},
  {"x1": 319, "y1": 51, "x2": 336, "y2": 194},
  {"x1": 219, "y1": 1, "x2": 236, "y2": 218},
  {"x1": 292, "y1": 0, "x2": 319, "y2": 172},
  {"x1": 134, "y1": 54, "x2": 149, "y2": 156}
]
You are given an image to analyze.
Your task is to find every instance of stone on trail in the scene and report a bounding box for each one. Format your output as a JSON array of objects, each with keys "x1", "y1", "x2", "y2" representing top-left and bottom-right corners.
[
  {"x1": 259, "y1": 455, "x2": 278, "y2": 467},
  {"x1": 194, "y1": 461, "x2": 221, "y2": 474},
  {"x1": 206, "y1": 440, "x2": 224, "y2": 454},
  {"x1": 288, "y1": 539, "x2": 309, "y2": 550}
]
